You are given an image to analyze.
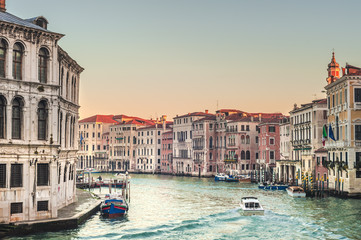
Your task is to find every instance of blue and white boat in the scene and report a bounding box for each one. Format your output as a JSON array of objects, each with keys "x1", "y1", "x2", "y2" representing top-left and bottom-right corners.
[{"x1": 215, "y1": 173, "x2": 228, "y2": 181}]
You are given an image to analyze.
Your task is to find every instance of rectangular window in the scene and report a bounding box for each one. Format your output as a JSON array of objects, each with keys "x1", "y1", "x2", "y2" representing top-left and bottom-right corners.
[
  {"x1": 0, "y1": 164, "x2": 5, "y2": 188},
  {"x1": 355, "y1": 88, "x2": 361, "y2": 102},
  {"x1": 10, "y1": 164, "x2": 22, "y2": 188},
  {"x1": 355, "y1": 125, "x2": 361, "y2": 140},
  {"x1": 11, "y1": 202, "x2": 23, "y2": 214},
  {"x1": 270, "y1": 151, "x2": 274, "y2": 160},
  {"x1": 37, "y1": 163, "x2": 49, "y2": 186},
  {"x1": 37, "y1": 201, "x2": 49, "y2": 211},
  {"x1": 270, "y1": 138, "x2": 275, "y2": 145},
  {"x1": 269, "y1": 126, "x2": 276, "y2": 132}
]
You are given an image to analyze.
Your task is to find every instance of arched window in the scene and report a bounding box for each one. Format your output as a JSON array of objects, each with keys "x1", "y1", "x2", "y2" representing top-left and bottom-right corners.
[
  {"x1": 246, "y1": 151, "x2": 250, "y2": 160},
  {"x1": 241, "y1": 135, "x2": 245, "y2": 144},
  {"x1": 241, "y1": 150, "x2": 245, "y2": 160},
  {"x1": 12, "y1": 97, "x2": 23, "y2": 139},
  {"x1": 0, "y1": 39, "x2": 7, "y2": 77},
  {"x1": 38, "y1": 48, "x2": 49, "y2": 83},
  {"x1": 38, "y1": 100, "x2": 48, "y2": 140},
  {"x1": 71, "y1": 76, "x2": 74, "y2": 102},
  {"x1": 73, "y1": 77, "x2": 76, "y2": 102},
  {"x1": 0, "y1": 95, "x2": 6, "y2": 138},
  {"x1": 66, "y1": 72, "x2": 69, "y2": 99},
  {"x1": 13, "y1": 43, "x2": 23, "y2": 80},
  {"x1": 209, "y1": 136, "x2": 213, "y2": 149},
  {"x1": 246, "y1": 135, "x2": 250, "y2": 144},
  {"x1": 60, "y1": 67, "x2": 64, "y2": 94}
]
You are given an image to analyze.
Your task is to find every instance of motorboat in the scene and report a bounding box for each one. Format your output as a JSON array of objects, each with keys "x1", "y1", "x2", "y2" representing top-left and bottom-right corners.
[
  {"x1": 100, "y1": 193, "x2": 129, "y2": 218},
  {"x1": 259, "y1": 183, "x2": 288, "y2": 190},
  {"x1": 237, "y1": 175, "x2": 251, "y2": 183},
  {"x1": 286, "y1": 186, "x2": 306, "y2": 198},
  {"x1": 240, "y1": 197, "x2": 264, "y2": 215},
  {"x1": 215, "y1": 173, "x2": 228, "y2": 181}
]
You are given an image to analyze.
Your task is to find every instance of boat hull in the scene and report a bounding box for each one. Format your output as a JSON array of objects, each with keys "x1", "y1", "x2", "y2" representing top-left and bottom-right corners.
[
  {"x1": 215, "y1": 176, "x2": 226, "y2": 181},
  {"x1": 286, "y1": 188, "x2": 306, "y2": 198},
  {"x1": 101, "y1": 202, "x2": 128, "y2": 218},
  {"x1": 261, "y1": 185, "x2": 288, "y2": 190},
  {"x1": 241, "y1": 209, "x2": 264, "y2": 216}
]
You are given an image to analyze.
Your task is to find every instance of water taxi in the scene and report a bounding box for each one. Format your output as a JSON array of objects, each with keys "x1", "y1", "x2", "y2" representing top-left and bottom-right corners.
[
  {"x1": 286, "y1": 186, "x2": 306, "y2": 198},
  {"x1": 240, "y1": 197, "x2": 264, "y2": 215}
]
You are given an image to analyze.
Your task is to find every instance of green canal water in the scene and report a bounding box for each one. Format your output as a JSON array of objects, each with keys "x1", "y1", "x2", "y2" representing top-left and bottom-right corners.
[{"x1": 7, "y1": 174, "x2": 361, "y2": 240}]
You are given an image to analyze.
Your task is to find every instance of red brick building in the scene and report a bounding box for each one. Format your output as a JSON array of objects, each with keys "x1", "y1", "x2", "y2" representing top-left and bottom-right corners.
[{"x1": 161, "y1": 130, "x2": 173, "y2": 174}]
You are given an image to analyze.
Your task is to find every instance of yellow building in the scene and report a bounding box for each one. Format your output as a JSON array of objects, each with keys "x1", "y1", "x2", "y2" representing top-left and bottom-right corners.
[{"x1": 325, "y1": 53, "x2": 361, "y2": 196}]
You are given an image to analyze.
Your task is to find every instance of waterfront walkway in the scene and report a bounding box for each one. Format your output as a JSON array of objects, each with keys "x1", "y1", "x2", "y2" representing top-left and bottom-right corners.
[{"x1": 0, "y1": 189, "x2": 101, "y2": 238}]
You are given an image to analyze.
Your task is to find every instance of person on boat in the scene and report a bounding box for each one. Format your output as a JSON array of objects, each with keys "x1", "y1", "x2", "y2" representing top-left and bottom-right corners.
[{"x1": 97, "y1": 175, "x2": 102, "y2": 181}]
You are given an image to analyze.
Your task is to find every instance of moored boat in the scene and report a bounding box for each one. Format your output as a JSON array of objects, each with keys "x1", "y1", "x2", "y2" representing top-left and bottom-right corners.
[
  {"x1": 259, "y1": 184, "x2": 288, "y2": 190},
  {"x1": 215, "y1": 173, "x2": 228, "y2": 181},
  {"x1": 100, "y1": 193, "x2": 129, "y2": 218},
  {"x1": 240, "y1": 197, "x2": 264, "y2": 215},
  {"x1": 286, "y1": 186, "x2": 306, "y2": 198}
]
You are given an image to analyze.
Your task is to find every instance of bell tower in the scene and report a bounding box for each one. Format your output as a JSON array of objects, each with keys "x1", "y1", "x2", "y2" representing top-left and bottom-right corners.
[{"x1": 326, "y1": 52, "x2": 340, "y2": 84}]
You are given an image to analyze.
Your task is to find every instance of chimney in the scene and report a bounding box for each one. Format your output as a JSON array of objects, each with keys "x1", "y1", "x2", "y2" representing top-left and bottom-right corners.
[
  {"x1": 205, "y1": 110, "x2": 209, "y2": 114},
  {"x1": 0, "y1": 0, "x2": 5, "y2": 12},
  {"x1": 162, "y1": 115, "x2": 167, "y2": 131},
  {"x1": 259, "y1": 113, "x2": 262, "y2": 122}
]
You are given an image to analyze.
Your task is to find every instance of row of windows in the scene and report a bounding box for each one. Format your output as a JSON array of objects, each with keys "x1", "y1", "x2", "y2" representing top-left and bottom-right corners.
[
  {"x1": 0, "y1": 96, "x2": 48, "y2": 140},
  {"x1": 0, "y1": 40, "x2": 49, "y2": 83},
  {"x1": 328, "y1": 88, "x2": 347, "y2": 109},
  {"x1": 10, "y1": 201, "x2": 49, "y2": 215},
  {"x1": 0, "y1": 163, "x2": 74, "y2": 189}
]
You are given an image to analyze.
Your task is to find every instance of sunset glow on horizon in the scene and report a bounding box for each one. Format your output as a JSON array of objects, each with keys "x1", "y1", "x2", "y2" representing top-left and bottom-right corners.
[{"x1": 9, "y1": 0, "x2": 361, "y2": 120}]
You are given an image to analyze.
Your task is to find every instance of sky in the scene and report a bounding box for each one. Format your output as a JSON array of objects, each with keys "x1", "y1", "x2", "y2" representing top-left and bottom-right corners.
[{"x1": 8, "y1": 0, "x2": 361, "y2": 120}]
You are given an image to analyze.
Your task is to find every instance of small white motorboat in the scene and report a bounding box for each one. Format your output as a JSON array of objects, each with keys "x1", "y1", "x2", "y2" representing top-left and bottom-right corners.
[
  {"x1": 240, "y1": 197, "x2": 264, "y2": 215},
  {"x1": 286, "y1": 186, "x2": 306, "y2": 198},
  {"x1": 214, "y1": 173, "x2": 228, "y2": 181}
]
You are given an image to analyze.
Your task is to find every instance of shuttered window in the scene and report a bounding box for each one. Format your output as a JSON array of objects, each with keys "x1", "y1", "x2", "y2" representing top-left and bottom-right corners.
[
  {"x1": 11, "y1": 202, "x2": 23, "y2": 214},
  {"x1": 37, "y1": 201, "x2": 48, "y2": 211},
  {"x1": 355, "y1": 89, "x2": 361, "y2": 103},
  {"x1": 0, "y1": 164, "x2": 6, "y2": 188},
  {"x1": 10, "y1": 164, "x2": 22, "y2": 188},
  {"x1": 37, "y1": 163, "x2": 49, "y2": 186}
]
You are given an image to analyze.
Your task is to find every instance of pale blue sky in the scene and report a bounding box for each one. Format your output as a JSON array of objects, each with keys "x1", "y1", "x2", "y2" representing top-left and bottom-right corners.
[{"x1": 8, "y1": 0, "x2": 361, "y2": 119}]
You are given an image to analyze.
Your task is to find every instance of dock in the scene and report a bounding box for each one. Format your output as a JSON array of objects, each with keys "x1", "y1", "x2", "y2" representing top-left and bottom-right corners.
[{"x1": 0, "y1": 189, "x2": 102, "y2": 238}]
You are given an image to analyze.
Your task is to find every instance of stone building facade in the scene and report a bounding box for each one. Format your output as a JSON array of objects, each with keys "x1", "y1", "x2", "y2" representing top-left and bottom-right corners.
[
  {"x1": 0, "y1": 1, "x2": 83, "y2": 223},
  {"x1": 325, "y1": 56, "x2": 361, "y2": 196},
  {"x1": 77, "y1": 115, "x2": 117, "y2": 171}
]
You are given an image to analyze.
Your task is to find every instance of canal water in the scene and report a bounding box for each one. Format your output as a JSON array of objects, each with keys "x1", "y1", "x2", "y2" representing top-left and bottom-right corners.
[{"x1": 8, "y1": 174, "x2": 361, "y2": 240}]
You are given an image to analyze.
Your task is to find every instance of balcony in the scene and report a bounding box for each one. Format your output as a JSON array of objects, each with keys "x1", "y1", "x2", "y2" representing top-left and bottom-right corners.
[
  {"x1": 194, "y1": 159, "x2": 204, "y2": 164},
  {"x1": 355, "y1": 102, "x2": 361, "y2": 110},
  {"x1": 325, "y1": 140, "x2": 349, "y2": 148},
  {"x1": 355, "y1": 141, "x2": 361, "y2": 147},
  {"x1": 224, "y1": 158, "x2": 237, "y2": 163}
]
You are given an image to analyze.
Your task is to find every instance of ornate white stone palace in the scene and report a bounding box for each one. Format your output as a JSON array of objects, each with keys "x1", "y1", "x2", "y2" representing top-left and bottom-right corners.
[{"x1": 0, "y1": 0, "x2": 83, "y2": 223}]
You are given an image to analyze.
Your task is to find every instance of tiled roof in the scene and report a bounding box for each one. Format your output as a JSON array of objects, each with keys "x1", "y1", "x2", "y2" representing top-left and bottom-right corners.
[
  {"x1": 113, "y1": 114, "x2": 155, "y2": 125},
  {"x1": 174, "y1": 112, "x2": 214, "y2": 119},
  {"x1": 79, "y1": 115, "x2": 117, "y2": 124},
  {"x1": 193, "y1": 115, "x2": 217, "y2": 123},
  {"x1": 137, "y1": 123, "x2": 172, "y2": 131},
  {"x1": 0, "y1": 11, "x2": 52, "y2": 33}
]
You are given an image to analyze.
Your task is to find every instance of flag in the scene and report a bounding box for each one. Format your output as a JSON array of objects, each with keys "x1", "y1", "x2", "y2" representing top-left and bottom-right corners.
[
  {"x1": 329, "y1": 124, "x2": 336, "y2": 141},
  {"x1": 322, "y1": 125, "x2": 327, "y2": 146},
  {"x1": 80, "y1": 132, "x2": 84, "y2": 145}
]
